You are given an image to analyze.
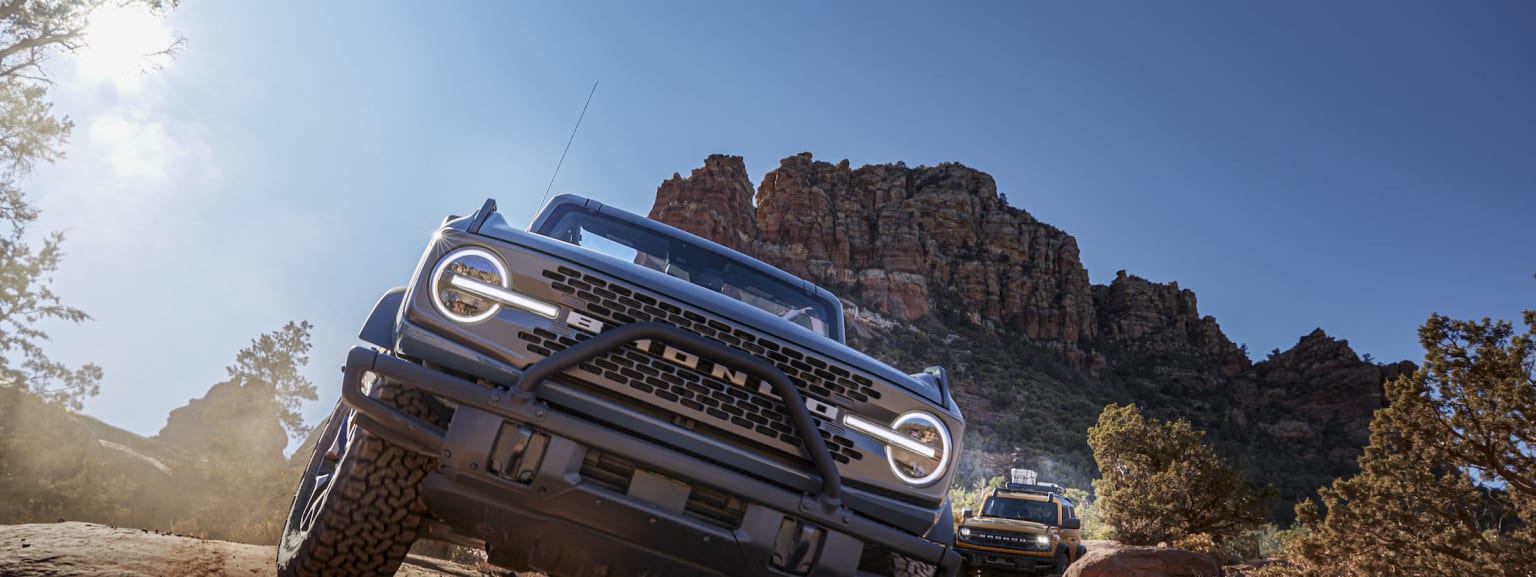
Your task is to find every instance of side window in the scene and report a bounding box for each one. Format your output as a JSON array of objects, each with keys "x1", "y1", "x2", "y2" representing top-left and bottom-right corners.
[{"x1": 1063, "y1": 504, "x2": 1075, "y2": 520}]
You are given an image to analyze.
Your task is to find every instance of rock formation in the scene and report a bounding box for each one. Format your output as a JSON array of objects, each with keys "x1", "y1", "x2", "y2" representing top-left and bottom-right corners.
[
  {"x1": 156, "y1": 378, "x2": 287, "y2": 464},
  {"x1": 1093, "y1": 271, "x2": 1249, "y2": 378},
  {"x1": 651, "y1": 154, "x2": 758, "y2": 254},
  {"x1": 1246, "y1": 329, "x2": 1416, "y2": 450},
  {"x1": 653, "y1": 153, "x2": 1097, "y2": 343},
  {"x1": 649, "y1": 154, "x2": 1248, "y2": 371}
]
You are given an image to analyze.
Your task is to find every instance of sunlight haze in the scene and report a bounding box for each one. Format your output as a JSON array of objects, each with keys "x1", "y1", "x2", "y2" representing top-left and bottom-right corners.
[{"x1": 21, "y1": 0, "x2": 1535, "y2": 446}]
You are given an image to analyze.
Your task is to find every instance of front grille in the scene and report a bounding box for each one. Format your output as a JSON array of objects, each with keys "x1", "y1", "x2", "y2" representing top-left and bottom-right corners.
[
  {"x1": 543, "y1": 267, "x2": 880, "y2": 404},
  {"x1": 523, "y1": 266, "x2": 873, "y2": 465},
  {"x1": 961, "y1": 530, "x2": 1052, "y2": 552}
]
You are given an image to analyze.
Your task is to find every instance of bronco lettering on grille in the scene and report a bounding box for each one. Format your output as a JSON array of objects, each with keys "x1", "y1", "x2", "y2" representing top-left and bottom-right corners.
[{"x1": 565, "y1": 310, "x2": 842, "y2": 421}]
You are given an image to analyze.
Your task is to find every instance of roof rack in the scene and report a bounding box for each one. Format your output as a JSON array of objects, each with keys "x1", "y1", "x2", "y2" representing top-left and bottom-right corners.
[{"x1": 994, "y1": 482, "x2": 1065, "y2": 497}]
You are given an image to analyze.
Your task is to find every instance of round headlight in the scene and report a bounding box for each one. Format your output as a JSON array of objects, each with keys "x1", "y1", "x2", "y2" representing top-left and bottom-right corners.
[
  {"x1": 959, "y1": 527, "x2": 971, "y2": 537},
  {"x1": 430, "y1": 247, "x2": 508, "y2": 323},
  {"x1": 887, "y1": 411, "x2": 952, "y2": 486}
]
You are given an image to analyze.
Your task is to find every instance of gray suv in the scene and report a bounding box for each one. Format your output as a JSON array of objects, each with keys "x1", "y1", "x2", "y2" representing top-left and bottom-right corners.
[{"x1": 277, "y1": 195, "x2": 966, "y2": 577}]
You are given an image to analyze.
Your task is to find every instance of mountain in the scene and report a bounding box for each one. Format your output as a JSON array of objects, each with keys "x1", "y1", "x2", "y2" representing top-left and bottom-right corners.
[{"x1": 648, "y1": 153, "x2": 1415, "y2": 520}]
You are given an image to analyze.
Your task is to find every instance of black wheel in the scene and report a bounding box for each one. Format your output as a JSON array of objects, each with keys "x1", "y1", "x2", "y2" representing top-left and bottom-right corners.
[{"x1": 276, "y1": 383, "x2": 450, "y2": 577}]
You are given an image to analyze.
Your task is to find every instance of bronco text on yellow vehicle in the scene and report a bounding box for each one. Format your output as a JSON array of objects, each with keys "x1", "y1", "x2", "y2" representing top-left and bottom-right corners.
[{"x1": 954, "y1": 482, "x2": 1085, "y2": 577}]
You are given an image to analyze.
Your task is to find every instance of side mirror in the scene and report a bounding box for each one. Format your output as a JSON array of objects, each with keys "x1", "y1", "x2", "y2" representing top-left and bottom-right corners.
[
  {"x1": 1062, "y1": 518, "x2": 1081, "y2": 530},
  {"x1": 961, "y1": 508, "x2": 974, "y2": 519}
]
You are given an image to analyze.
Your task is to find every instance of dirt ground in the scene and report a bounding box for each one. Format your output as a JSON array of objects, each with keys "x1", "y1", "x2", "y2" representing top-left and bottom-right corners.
[{"x1": 0, "y1": 522, "x2": 508, "y2": 577}]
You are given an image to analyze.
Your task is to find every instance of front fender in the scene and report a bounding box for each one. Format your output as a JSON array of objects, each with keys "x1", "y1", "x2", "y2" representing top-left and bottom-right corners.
[
  {"x1": 925, "y1": 496, "x2": 956, "y2": 546},
  {"x1": 359, "y1": 287, "x2": 407, "y2": 348}
]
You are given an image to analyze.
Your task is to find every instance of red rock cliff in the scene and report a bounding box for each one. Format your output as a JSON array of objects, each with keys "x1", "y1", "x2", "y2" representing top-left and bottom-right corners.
[
  {"x1": 1093, "y1": 270, "x2": 1250, "y2": 377},
  {"x1": 651, "y1": 154, "x2": 758, "y2": 254},
  {"x1": 651, "y1": 153, "x2": 1097, "y2": 345}
]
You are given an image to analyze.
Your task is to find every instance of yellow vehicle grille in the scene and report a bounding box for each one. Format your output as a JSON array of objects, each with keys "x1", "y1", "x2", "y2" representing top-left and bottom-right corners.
[{"x1": 961, "y1": 529, "x2": 1052, "y2": 552}]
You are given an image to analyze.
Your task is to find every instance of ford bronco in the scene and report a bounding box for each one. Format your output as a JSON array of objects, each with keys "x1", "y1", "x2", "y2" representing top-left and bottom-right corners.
[
  {"x1": 276, "y1": 195, "x2": 966, "y2": 577},
  {"x1": 955, "y1": 482, "x2": 1085, "y2": 577}
]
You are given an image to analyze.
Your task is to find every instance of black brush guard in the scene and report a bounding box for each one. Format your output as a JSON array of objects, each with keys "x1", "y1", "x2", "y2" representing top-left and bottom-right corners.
[{"x1": 337, "y1": 321, "x2": 962, "y2": 576}]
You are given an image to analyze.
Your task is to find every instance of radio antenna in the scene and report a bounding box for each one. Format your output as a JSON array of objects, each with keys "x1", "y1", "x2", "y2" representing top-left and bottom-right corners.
[{"x1": 540, "y1": 80, "x2": 599, "y2": 208}]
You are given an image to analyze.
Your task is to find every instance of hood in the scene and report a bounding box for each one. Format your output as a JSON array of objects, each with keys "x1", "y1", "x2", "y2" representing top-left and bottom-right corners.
[{"x1": 962, "y1": 516, "x2": 1051, "y2": 534}]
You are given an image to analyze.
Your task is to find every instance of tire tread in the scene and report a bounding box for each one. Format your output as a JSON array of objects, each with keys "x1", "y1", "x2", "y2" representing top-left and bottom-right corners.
[{"x1": 277, "y1": 383, "x2": 449, "y2": 577}]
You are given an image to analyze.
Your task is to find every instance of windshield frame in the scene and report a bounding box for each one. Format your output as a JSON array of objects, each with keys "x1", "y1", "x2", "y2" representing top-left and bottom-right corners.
[{"x1": 521, "y1": 199, "x2": 843, "y2": 340}]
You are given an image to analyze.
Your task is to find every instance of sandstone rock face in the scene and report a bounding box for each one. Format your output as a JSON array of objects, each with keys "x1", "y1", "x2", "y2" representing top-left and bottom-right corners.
[
  {"x1": 1064, "y1": 542, "x2": 1222, "y2": 577},
  {"x1": 651, "y1": 152, "x2": 1097, "y2": 344},
  {"x1": 648, "y1": 154, "x2": 1260, "y2": 372},
  {"x1": 649, "y1": 154, "x2": 759, "y2": 254},
  {"x1": 1093, "y1": 270, "x2": 1250, "y2": 377},
  {"x1": 1249, "y1": 329, "x2": 1416, "y2": 448}
]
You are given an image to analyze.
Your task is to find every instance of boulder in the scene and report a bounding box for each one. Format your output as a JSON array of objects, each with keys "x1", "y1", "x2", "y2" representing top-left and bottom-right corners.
[{"x1": 1065, "y1": 541, "x2": 1222, "y2": 577}]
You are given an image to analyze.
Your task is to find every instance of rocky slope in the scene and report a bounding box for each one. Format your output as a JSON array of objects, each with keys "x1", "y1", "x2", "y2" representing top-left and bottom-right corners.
[
  {"x1": 1, "y1": 380, "x2": 306, "y2": 545},
  {"x1": 648, "y1": 153, "x2": 1413, "y2": 518}
]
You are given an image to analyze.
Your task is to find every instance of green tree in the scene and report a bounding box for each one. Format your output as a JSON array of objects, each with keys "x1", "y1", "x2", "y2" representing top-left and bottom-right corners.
[
  {"x1": 225, "y1": 320, "x2": 316, "y2": 439},
  {"x1": 1088, "y1": 403, "x2": 1275, "y2": 546},
  {"x1": 1063, "y1": 486, "x2": 1111, "y2": 540},
  {"x1": 948, "y1": 475, "x2": 1007, "y2": 520},
  {"x1": 1274, "y1": 307, "x2": 1535, "y2": 577},
  {"x1": 0, "y1": 0, "x2": 178, "y2": 411}
]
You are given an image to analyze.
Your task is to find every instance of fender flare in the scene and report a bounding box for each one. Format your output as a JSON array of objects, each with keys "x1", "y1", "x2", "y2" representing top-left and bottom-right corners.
[{"x1": 359, "y1": 287, "x2": 407, "y2": 348}]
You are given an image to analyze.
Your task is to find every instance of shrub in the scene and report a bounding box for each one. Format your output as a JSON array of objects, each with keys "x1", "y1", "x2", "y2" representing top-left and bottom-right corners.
[{"x1": 1087, "y1": 403, "x2": 1275, "y2": 546}]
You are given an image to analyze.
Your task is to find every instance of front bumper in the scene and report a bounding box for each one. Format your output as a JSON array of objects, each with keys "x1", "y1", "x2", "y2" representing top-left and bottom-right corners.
[
  {"x1": 339, "y1": 342, "x2": 960, "y2": 577},
  {"x1": 954, "y1": 544, "x2": 1057, "y2": 573}
]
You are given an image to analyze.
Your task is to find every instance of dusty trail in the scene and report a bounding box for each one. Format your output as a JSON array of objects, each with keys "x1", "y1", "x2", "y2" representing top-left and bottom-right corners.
[{"x1": 0, "y1": 522, "x2": 504, "y2": 577}]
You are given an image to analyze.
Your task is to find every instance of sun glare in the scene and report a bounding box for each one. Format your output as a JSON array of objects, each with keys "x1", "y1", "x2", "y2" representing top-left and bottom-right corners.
[{"x1": 73, "y1": 4, "x2": 177, "y2": 93}]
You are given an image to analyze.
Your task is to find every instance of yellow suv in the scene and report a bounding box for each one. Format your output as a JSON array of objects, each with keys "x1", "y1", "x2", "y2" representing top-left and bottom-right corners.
[{"x1": 955, "y1": 483, "x2": 1086, "y2": 577}]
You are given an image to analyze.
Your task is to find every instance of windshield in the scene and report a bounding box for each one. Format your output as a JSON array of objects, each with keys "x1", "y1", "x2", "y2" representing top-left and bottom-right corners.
[
  {"x1": 982, "y1": 498, "x2": 1059, "y2": 525},
  {"x1": 531, "y1": 205, "x2": 836, "y2": 338}
]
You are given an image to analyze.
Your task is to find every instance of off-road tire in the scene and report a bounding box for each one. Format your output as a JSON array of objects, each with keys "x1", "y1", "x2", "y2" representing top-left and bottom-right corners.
[
  {"x1": 276, "y1": 382, "x2": 451, "y2": 577},
  {"x1": 1047, "y1": 549, "x2": 1071, "y2": 577},
  {"x1": 890, "y1": 553, "x2": 938, "y2": 577},
  {"x1": 861, "y1": 546, "x2": 938, "y2": 577}
]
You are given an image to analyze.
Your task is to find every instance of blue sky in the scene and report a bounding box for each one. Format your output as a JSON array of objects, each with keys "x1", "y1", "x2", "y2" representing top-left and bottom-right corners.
[{"x1": 26, "y1": 1, "x2": 1535, "y2": 439}]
